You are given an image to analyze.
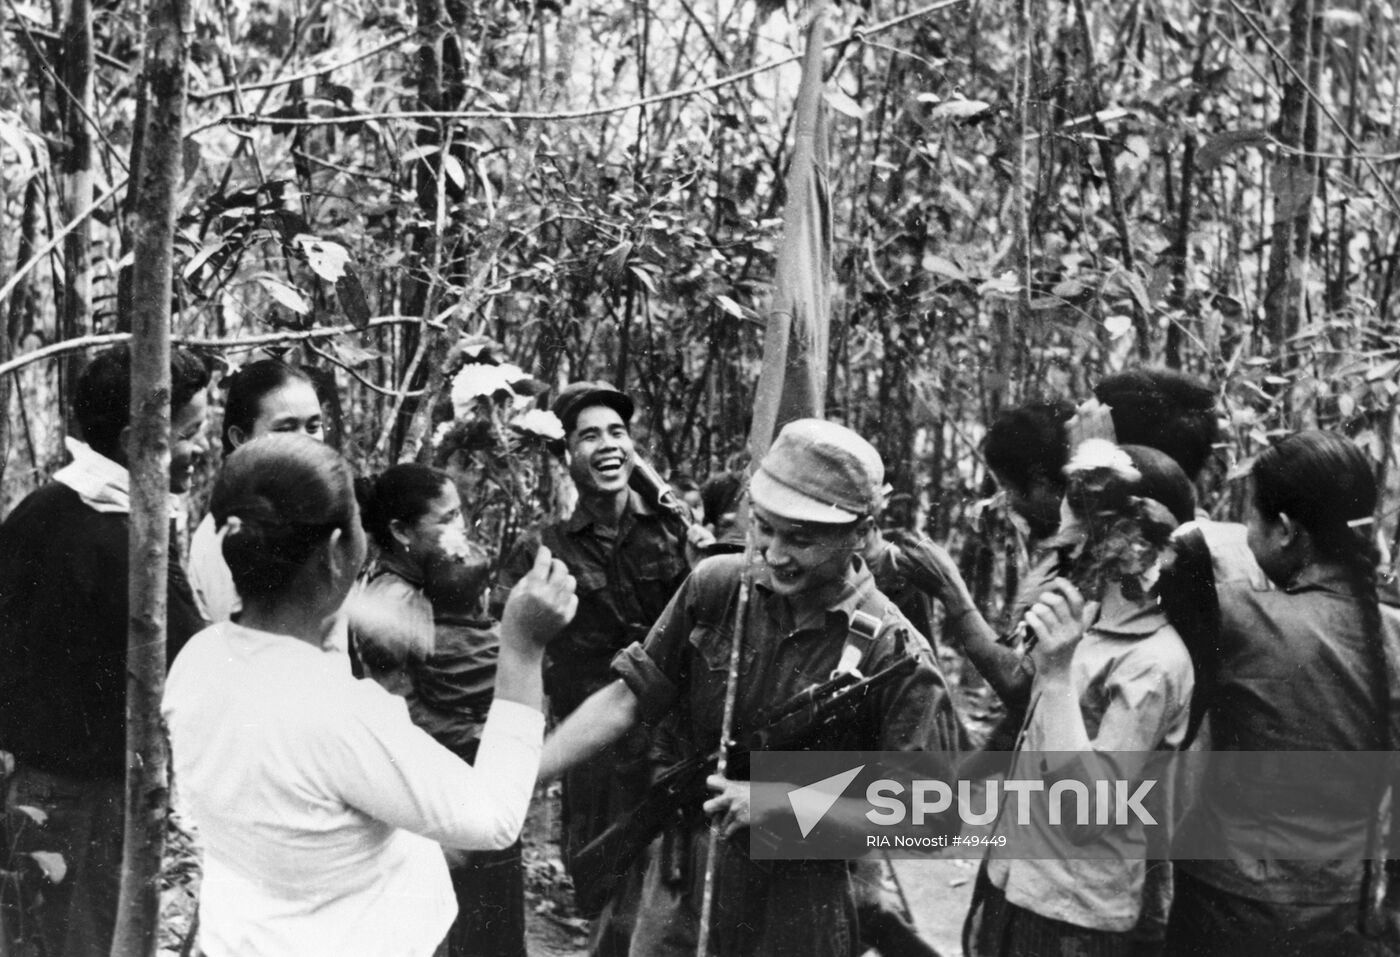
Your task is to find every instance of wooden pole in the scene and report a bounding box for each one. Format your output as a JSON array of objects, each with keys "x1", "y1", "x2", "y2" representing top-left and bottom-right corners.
[
  {"x1": 695, "y1": 528, "x2": 753, "y2": 956},
  {"x1": 111, "y1": 0, "x2": 189, "y2": 948}
]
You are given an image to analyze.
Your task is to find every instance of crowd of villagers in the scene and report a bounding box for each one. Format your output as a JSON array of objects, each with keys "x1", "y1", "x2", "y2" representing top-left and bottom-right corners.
[{"x1": 1, "y1": 343, "x2": 1397, "y2": 957}]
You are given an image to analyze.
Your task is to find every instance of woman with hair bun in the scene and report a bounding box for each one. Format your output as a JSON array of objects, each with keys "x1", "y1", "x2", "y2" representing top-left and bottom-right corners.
[
  {"x1": 163, "y1": 434, "x2": 576, "y2": 957},
  {"x1": 1166, "y1": 430, "x2": 1391, "y2": 955},
  {"x1": 349, "y1": 463, "x2": 527, "y2": 957},
  {"x1": 188, "y1": 359, "x2": 325, "y2": 623}
]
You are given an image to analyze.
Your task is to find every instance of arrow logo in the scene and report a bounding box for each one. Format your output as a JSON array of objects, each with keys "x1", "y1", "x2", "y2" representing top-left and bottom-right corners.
[{"x1": 786, "y1": 765, "x2": 864, "y2": 838}]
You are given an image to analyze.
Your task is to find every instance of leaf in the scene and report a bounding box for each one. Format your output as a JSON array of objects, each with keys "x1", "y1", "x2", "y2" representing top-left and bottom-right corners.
[
  {"x1": 329, "y1": 338, "x2": 381, "y2": 367},
  {"x1": 977, "y1": 272, "x2": 1020, "y2": 297},
  {"x1": 293, "y1": 234, "x2": 351, "y2": 282},
  {"x1": 823, "y1": 88, "x2": 866, "y2": 120},
  {"x1": 922, "y1": 254, "x2": 968, "y2": 282},
  {"x1": 442, "y1": 154, "x2": 466, "y2": 192},
  {"x1": 401, "y1": 144, "x2": 440, "y2": 164},
  {"x1": 600, "y1": 240, "x2": 632, "y2": 284},
  {"x1": 1319, "y1": 8, "x2": 1363, "y2": 29},
  {"x1": 182, "y1": 242, "x2": 224, "y2": 281},
  {"x1": 930, "y1": 99, "x2": 991, "y2": 121},
  {"x1": 1104, "y1": 315, "x2": 1133, "y2": 338},
  {"x1": 714, "y1": 294, "x2": 745, "y2": 319},
  {"x1": 182, "y1": 140, "x2": 202, "y2": 184},
  {"x1": 1052, "y1": 279, "x2": 1085, "y2": 299},
  {"x1": 28, "y1": 851, "x2": 66, "y2": 885},
  {"x1": 629, "y1": 264, "x2": 658, "y2": 295},
  {"x1": 255, "y1": 275, "x2": 310, "y2": 315},
  {"x1": 1109, "y1": 268, "x2": 1152, "y2": 312},
  {"x1": 1197, "y1": 129, "x2": 1271, "y2": 170},
  {"x1": 1060, "y1": 107, "x2": 1134, "y2": 130},
  {"x1": 12, "y1": 804, "x2": 46, "y2": 825},
  {"x1": 1366, "y1": 359, "x2": 1400, "y2": 383},
  {"x1": 336, "y1": 272, "x2": 371, "y2": 328}
]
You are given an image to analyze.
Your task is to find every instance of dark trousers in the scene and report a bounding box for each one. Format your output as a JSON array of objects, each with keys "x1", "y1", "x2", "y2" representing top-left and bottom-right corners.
[
  {"x1": 560, "y1": 731, "x2": 652, "y2": 957},
  {"x1": 1164, "y1": 869, "x2": 1369, "y2": 957},
  {"x1": 3, "y1": 766, "x2": 123, "y2": 957},
  {"x1": 963, "y1": 864, "x2": 1132, "y2": 957},
  {"x1": 444, "y1": 841, "x2": 526, "y2": 957},
  {"x1": 630, "y1": 827, "x2": 858, "y2": 957},
  {"x1": 851, "y1": 858, "x2": 942, "y2": 957}
]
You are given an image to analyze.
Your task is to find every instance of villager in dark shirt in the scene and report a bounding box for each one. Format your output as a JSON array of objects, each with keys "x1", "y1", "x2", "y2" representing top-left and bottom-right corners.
[
  {"x1": 0, "y1": 341, "x2": 211, "y2": 957},
  {"x1": 0, "y1": 483, "x2": 205, "y2": 776}
]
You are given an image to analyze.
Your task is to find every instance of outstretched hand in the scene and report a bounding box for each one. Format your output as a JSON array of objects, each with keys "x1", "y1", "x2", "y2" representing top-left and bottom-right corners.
[{"x1": 500, "y1": 546, "x2": 577, "y2": 653}]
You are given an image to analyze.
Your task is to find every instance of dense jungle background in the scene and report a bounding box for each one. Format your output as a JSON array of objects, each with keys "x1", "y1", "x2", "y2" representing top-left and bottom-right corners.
[
  {"x1": 0, "y1": 0, "x2": 1397, "y2": 535},
  {"x1": 1, "y1": 0, "x2": 1399, "y2": 951}
]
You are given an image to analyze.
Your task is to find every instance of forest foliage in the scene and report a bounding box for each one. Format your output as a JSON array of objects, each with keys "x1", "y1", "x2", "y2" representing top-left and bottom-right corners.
[{"x1": 0, "y1": 0, "x2": 1398, "y2": 567}]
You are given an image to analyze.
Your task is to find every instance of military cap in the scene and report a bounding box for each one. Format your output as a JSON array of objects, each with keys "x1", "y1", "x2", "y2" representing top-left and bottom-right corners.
[
  {"x1": 750, "y1": 419, "x2": 884, "y2": 523},
  {"x1": 552, "y1": 381, "x2": 635, "y2": 435}
]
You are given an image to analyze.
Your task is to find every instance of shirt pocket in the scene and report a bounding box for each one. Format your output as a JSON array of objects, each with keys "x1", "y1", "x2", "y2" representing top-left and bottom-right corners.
[
  {"x1": 686, "y1": 623, "x2": 754, "y2": 736},
  {"x1": 625, "y1": 543, "x2": 689, "y2": 612},
  {"x1": 572, "y1": 567, "x2": 611, "y2": 599}
]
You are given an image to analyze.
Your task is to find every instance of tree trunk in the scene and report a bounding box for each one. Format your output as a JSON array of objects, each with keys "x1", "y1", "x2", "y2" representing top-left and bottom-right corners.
[
  {"x1": 1263, "y1": 0, "x2": 1321, "y2": 348},
  {"x1": 60, "y1": 0, "x2": 93, "y2": 376},
  {"x1": 111, "y1": 0, "x2": 189, "y2": 947}
]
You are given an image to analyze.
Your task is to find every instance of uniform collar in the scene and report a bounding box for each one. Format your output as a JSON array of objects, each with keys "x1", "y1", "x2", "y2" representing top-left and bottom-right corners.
[
  {"x1": 1089, "y1": 582, "x2": 1167, "y2": 638},
  {"x1": 565, "y1": 486, "x2": 654, "y2": 534},
  {"x1": 371, "y1": 550, "x2": 423, "y2": 588},
  {"x1": 1283, "y1": 561, "x2": 1358, "y2": 597}
]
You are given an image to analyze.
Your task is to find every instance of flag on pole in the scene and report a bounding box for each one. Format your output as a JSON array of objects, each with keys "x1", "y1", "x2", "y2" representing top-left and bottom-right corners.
[{"x1": 747, "y1": 0, "x2": 832, "y2": 464}]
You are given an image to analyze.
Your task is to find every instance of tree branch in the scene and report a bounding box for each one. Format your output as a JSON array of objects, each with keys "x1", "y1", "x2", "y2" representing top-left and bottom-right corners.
[
  {"x1": 0, "y1": 178, "x2": 126, "y2": 307},
  {"x1": 187, "y1": 32, "x2": 413, "y2": 101},
  {"x1": 201, "y1": 0, "x2": 971, "y2": 131},
  {"x1": 0, "y1": 316, "x2": 431, "y2": 378}
]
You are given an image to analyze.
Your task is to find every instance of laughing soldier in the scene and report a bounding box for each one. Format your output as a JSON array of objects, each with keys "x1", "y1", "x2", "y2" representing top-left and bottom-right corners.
[
  {"x1": 537, "y1": 419, "x2": 961, "y2": 957},
  {"x1": 498, "y1": 382, "x2": 708, "y2": 956}
]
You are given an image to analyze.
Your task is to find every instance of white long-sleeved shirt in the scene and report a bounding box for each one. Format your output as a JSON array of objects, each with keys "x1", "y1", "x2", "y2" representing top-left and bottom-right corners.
[
  {"x1": 188, "y1": 512, "x2": 240, "y2": 623},
  {"x1": 163, "y1": 621, "x2": 543, "y2": 957}
]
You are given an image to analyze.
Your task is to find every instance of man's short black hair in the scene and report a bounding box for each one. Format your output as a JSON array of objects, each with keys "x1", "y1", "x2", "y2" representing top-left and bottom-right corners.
[
  {"x1": 984, "y1": 401, "x2": 1076, "y2": 493},
  {"x1": 74, "y1": 344, "x2": 211, "y2": 461},
  {"x1": 1093, "y1": 368, "x2": 1218, "y2": 480}
]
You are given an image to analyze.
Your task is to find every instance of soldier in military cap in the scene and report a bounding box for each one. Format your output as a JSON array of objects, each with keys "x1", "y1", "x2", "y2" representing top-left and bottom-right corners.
[
  {"x1": 538, "y1": 419, "x2": 962, "y2": 957},
  {"x1": 497, "y1": 381, "x2": 711, "y2": 956}
]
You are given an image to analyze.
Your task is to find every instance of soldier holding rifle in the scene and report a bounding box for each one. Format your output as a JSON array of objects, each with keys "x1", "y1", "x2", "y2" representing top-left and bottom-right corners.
[{"x1": 538, "y1": 419, "x2": 962, "y2": 957}]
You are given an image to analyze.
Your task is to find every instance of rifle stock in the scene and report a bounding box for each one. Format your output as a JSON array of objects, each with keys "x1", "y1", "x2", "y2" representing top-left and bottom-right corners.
[{"x1": 569, "y1": 655, "x2": 918, "y2": 901}]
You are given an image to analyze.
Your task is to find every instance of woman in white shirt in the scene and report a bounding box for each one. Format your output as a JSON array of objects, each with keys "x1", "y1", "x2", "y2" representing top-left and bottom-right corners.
[
  {"x1": 164, "y1": 434, "x2": 576, "y2": 957},
  {"x1": 188, "y1": 359, "x2": 326, "y2": 623}
]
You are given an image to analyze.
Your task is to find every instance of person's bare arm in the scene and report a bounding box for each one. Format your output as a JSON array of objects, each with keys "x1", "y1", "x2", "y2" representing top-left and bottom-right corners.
[
  {"x1": 894, "y1": 536, "x2": 1034, "y2": 706},
  {"x1": 538, "y1": 679, "x2": 640, "y2": 782},
  {"x1": 494, "y1": 546, "x2": 578, "y2": 712}
]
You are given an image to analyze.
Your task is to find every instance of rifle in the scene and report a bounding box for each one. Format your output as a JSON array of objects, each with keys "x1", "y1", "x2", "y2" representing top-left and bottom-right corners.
[
  {"x1": 629, "y1": 455, "x2": 745, "y2": 555},
  {"x1": 570, "y1": 653, "x2": 919, "y2": 902},
  {"x1": 630, "y1": 456, "x2": 694, "y2": 528}
]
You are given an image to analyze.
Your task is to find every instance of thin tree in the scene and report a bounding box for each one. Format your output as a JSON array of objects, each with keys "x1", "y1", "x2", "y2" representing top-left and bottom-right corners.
[
  {"x1": 110, "y1": 0, "x2": 190, "y2": 947},
  {"x1": 59, "y1": 0, "x2": 94, "y2": 426}
]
